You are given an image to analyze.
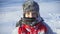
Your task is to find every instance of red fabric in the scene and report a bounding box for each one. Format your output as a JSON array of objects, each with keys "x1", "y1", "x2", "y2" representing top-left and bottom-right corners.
[{"x1": 18, "y1": 22, "x2": 47, "y2": 34}]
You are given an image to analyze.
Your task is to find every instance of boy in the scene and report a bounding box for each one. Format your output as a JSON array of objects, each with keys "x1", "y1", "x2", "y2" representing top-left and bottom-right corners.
[{"x1": 13, "y1": 0, "x2": 53, "y2": 34}]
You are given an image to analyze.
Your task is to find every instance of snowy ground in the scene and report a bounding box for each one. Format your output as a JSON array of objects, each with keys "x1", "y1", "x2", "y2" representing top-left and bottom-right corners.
[{"x1": 0, "y1": 0, "x2": 60, "y2": 34}]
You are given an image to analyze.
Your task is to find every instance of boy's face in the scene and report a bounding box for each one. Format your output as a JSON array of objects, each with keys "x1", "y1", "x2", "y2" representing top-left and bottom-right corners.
[{"x1": 25, "y1": 11, "x2": 37, "y2": 18}]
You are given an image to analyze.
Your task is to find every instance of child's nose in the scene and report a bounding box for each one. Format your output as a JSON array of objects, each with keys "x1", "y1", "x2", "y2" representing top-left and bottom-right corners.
[{"x1": 29, "y1": 12, "x2": 33, "y2": 18}]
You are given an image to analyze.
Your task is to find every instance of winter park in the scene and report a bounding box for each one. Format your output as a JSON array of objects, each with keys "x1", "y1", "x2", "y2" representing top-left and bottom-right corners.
[{"x1": 0, "y1": 0, "x2": 60, "y2": 34}]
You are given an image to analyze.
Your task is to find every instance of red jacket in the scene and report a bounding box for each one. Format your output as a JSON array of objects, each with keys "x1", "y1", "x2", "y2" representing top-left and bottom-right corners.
[{"x1": 18, "y1": 22, "x2": 47, "y2": 34}]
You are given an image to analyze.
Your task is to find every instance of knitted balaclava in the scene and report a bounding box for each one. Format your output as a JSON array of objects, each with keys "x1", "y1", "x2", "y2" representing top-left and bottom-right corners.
[{"x1": 22, "y1": 0, "x2": 40, "y2": 26}]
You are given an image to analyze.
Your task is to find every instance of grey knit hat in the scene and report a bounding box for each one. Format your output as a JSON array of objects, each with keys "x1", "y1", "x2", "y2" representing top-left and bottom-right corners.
[{"x1": 23, "y1": 0, "x2": 39, "y2": 13}]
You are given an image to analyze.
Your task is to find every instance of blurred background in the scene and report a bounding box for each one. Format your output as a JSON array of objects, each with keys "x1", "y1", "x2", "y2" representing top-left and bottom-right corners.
[{"x1": 0, "y1": 0, "x2": 60, "y2": 34}]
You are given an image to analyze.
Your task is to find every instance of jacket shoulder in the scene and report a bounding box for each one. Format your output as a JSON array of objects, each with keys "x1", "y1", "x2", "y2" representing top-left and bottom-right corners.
[
  {"x1": 16, "y1": 19, "x2": 22, "y2": 27},
  {"x1": 38, "y1": 22, "x2": 47, "y2": 32}
]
